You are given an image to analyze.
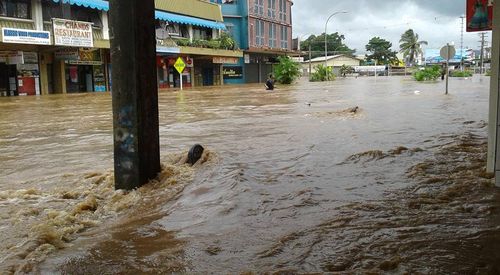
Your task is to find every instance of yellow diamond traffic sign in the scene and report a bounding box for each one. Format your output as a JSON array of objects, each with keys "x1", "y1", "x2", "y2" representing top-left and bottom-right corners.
[{"x1": 174, "y1": 57, "x2": 186, "y2": 74}]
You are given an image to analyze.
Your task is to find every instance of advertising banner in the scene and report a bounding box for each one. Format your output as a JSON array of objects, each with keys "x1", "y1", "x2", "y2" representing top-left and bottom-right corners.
[
  {"x1": 466, "y1": 0, "x2": 493, "y2": 32},
  {"x1": 2, "y1": 28, "x2": 50, "y2": 45},
  {"x1": 223, "y1": 66, "x2": 243, "y2": 79},
  {"x1": 53, "y1": 18, "x2": 93, "y2": 47},
  {"x1": 54, "y1": 48, "x2": 80, "y2": 60},
  {"x1": 0, "y1": 51, "x2": 23, "y2": 64},
  {"x1": 213, "y1": 57, "x2": 239, "y2": 64}
]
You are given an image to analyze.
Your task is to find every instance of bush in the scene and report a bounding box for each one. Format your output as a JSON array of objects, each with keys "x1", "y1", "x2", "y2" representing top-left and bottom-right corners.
[
  {"x1": 413, "y1": 65, "x2": 441, "y2": 81},
  {"x1": 450, "y1": 70, "x2": 473, "y2": 77},
  {"x1": 310, "y1": 65, "x2": 335, "y2": 82},
  {"x1": 273, "y1": 56, "x2": 301, "y2": 84},
  {"x1": 206, "y1": 40, "x2": 221, "y2": 49},
  {"x1": 175, "y1": 38, "x2": 191, "y2": 47},
  {"x1": 175, "y1": 33, "x2": 238, "y2": 51},
  {"x1": 219, "y1": 32, "x2": 237, "y2": 50},
  {"x1": 486, "y1": 69, "x2": 491, "y2": 76},
  {"x1": 339, "y1": 64, "x2": 354, "y2": 77}
]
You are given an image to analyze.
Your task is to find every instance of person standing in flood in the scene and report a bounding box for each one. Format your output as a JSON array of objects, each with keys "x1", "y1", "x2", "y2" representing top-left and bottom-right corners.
[{"x1": 265, "y1": 74, "x2": 275, "y2": 91}]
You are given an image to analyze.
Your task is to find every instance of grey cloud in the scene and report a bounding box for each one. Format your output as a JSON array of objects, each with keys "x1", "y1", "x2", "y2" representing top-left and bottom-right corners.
[{"x1": 292, "y1": 0, "x2": 486, "y2": 54}]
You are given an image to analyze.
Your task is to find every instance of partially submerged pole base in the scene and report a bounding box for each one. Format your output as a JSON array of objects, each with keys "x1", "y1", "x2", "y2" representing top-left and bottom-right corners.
[{"x1": 109, "y1": 0, "x2": 160, "y2": 190}]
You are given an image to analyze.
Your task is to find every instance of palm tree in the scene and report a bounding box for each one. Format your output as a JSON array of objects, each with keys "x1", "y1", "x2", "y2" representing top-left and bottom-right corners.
[{"x1": 399, "y1": 29, "x2": 428, "y2": 66}]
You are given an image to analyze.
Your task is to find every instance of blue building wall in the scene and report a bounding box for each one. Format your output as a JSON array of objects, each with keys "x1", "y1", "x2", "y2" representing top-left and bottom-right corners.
[{"x1": 211, "y1": 0, "x2": 250, "y2": 84}]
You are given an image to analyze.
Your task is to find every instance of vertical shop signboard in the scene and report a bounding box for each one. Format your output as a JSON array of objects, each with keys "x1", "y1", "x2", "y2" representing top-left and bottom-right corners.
[{"x1": 466, "y1": 0, "x2": 493, "y2": 32}]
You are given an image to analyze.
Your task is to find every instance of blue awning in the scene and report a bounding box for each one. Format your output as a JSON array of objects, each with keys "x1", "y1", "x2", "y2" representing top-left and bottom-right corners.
[
  {"x1": 52, "y1": 0, "x2": 109, "y2": 11},
  {"x1": 155, "y1": 10, "x2": 226, "y2": 30},
  {"x1": 50, "y1": 1, "x2": 226, "y2": 30}
]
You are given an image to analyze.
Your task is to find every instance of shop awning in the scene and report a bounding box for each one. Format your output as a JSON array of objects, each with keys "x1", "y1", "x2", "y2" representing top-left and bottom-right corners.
[
  {"x1": 155, "y1": 10, "x2": 226, "y2": 30},
  {"x1": 52, "y1": 0, "x2": 109, "y2": 11},
  {"x1": 49, "y1": 1, "x2": 226, "y2": 30}
]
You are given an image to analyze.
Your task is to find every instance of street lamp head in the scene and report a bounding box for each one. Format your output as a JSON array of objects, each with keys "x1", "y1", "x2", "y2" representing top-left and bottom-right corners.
[{"x1": 324, "y1": 11, "x2": 348, "y2": 64}]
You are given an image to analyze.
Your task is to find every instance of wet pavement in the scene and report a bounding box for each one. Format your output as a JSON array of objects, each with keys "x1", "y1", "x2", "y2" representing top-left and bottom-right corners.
[{"x1": 1, "y1": 76, "x2": 499, "y2": 274}]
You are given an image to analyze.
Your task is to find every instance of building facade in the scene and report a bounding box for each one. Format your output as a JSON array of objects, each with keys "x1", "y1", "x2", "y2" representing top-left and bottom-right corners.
[
  {"x1": 302, "y1": 55, "x2": 362, "y2": 75},
  {"x1": 0, "y1": 0, "x2": 242, "y2": 96},
  {"x1": 211, "y1": 0, "x2": 293, "y2": 84}
]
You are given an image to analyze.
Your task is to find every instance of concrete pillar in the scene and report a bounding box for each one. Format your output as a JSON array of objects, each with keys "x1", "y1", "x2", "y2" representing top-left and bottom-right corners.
[
  {"x1": 101, "y1": 11, "x2": 109, "y2": 40},
  {"x1": 53, "y1": 60, "x2": 66, "y2": 94},
  {"x1": 212, "y1": 28, "x2": 217, "y2": 40},
  {"x1": 32, "y1": 0, "x2": 43, "y2": 31},
  {"x1": 219, "y1": 64, "x2": 223, "y2": 85},
  {"x1": 109, "y1": 0, "x2": 161, "y2": 190},
  {"x1": 491, "y1": 1, "x2": 500, "y2": 186},
  {"x1": 188, "y1": 25, "x2": 194, "y2": 43},
  {"x1": 39, "y1": 53, "x2": 49, "y2": 95}
]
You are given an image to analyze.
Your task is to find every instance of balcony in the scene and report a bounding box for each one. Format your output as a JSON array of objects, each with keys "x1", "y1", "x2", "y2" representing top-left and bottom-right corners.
[{"x1": 0, "y1": 17, "x2": 34, "y2": 30}]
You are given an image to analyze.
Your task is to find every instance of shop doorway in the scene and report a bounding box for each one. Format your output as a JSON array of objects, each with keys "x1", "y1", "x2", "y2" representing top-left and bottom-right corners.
[
  {"x1": 66, "y1": 65, "x2": 93, "y2": 93},
  {"x1": 0, "y1": 63, "x2": 18, "y2": 96},
  {"x1": 202, "y1": 67, "x2": 214, "y2": 86},
  {"x1": 47, "y1": 64, "x2": 54, "y2": 94}
]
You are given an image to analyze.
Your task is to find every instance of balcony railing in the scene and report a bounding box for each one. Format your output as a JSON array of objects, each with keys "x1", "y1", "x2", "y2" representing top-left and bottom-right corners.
[{"x1": 0, "y1": 17, "x2": 34, "y2": 30}]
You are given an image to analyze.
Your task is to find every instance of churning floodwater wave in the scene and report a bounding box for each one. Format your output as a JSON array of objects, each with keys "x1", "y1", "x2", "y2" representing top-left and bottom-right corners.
[{"x1": 1, "y1": 76, "x2": 500, "y2": 273}]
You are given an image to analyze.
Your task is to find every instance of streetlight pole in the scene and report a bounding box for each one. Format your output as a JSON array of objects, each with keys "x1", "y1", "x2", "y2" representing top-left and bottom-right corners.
[{"x1": 324, "y1": 11, "x2": 347, "y2": 66}]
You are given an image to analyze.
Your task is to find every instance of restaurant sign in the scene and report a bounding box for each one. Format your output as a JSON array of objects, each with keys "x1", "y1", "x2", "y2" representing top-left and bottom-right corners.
[
  {"x1": 2, "y1": 28, "x2": 50, "y2": 45},
  {"x1": 53, "y1": 18, "x2": 93, "y2": 47}
]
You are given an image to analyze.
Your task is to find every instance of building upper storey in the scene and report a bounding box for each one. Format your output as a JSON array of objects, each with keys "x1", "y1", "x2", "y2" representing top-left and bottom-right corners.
[
  {"x1": 208, "y1": 0, "x2": 293, "y2": 52},
  {"x1": 0, "y1": 0, "x2": 230, "y2": 50}
]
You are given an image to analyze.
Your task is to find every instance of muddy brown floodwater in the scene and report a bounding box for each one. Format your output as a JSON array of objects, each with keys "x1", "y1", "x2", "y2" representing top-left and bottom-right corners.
[{"x1": 1, "y1": 76, "x2": 500, "y2": 274}]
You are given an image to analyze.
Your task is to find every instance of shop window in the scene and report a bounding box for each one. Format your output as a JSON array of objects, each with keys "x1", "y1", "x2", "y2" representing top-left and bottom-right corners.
[
  {"x1": 0, "y1": 0, "x2": 31, "y2": 19},
  {"x1": 255, "y1": 20, "x2": 264, "y2": 46},
  {"x1": 72, "y1": 5, "x2": 102, "y2": 28},
  {"x1": 279, "y1": 0, "x2": 286, "y2": 22},
  {"x1": 155, "y1": 20, "x2": 188, "y2": 39},
  {"x1": 193, "y1": 26, "x2": 212, "y2": 40},
  {"x1": 42, "y1": 0, "x2": 63, "y2": 22},
  {"x1": 280, "y1": 25, "x2": 288, "y2": 49},
  {"x1": 269, "y1": 23, "x2": 276, "y2": 48},
  {"x1": 267, "y1": 0, "x2": 275, "y2": 19},
  {"x1": 254, "y1": 0, "x2": 263, "y2": 15}
]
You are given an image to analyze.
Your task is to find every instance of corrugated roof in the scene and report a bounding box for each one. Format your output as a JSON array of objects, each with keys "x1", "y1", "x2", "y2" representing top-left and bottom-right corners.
[
  {"x1": 52, "y1": 0, "x2": 109, "y2": 11},
  {"x1": 306, "y1": 54, "x2": 362, "y2": 63},
  {"x1": 155, "y1": 10, "x2": 226, "y2": 30},
  {"x1": 155, "y1": 0, "x2": 223, "y2": 22}
]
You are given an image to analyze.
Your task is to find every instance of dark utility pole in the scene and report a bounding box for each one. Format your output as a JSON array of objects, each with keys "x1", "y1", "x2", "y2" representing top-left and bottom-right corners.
[
  {"x1": 308, "y1": 44, "x2": 312, "y2": 80},
  {"x1": 479, "y1": 32, "x2": 488, "y2": 74},
  {"x1": 109, "y1": 0, "x2": 161, "y2": 190}
]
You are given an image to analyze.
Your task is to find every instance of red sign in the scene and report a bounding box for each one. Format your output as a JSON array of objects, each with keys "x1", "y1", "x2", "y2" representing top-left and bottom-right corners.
[{"x1": 466, "y1": 0, "x2": 493, "y2": 32}]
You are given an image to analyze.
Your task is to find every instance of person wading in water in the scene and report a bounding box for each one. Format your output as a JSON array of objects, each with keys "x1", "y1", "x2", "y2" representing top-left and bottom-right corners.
[{"x1": 265, "y1": 74, "x2": 275, "y2": 91}]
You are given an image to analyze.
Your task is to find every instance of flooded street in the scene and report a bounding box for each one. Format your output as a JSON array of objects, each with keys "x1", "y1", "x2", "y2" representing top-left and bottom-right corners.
[{"x1": 1, "y1": 76, "x2": 500, "y2": 273}]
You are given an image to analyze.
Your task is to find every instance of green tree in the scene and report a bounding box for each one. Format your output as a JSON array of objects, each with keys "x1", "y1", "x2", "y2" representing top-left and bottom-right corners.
[
  {"x1": 365, "y1": 37, "x2": 398, "y2": 65},
  {"x1": 399, "y1": 29, "x2": 427, "y2": 66},
  {"x1": 310, "y1": 64, "x2": 335, "y2": 82},
  {"x1": 273, "y1": 56, "x2": 301, "y2": 84},
  {"x1": 300, "y1": 32, "x2": 356, "y2": 60}
]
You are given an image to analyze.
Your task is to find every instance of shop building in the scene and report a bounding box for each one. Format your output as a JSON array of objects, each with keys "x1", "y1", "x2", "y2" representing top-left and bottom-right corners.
[
  {"x1": 211, "y1": 0, "x2": 294, "y2": 84},
  {"x1": 0, "y1": 0, "x2": 242, "y2": 97}
]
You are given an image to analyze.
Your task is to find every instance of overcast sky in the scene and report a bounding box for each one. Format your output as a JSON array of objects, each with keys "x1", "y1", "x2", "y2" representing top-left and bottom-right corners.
[{"x1": 292, "y1": 0, "x2": 490, "y2": 54}]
